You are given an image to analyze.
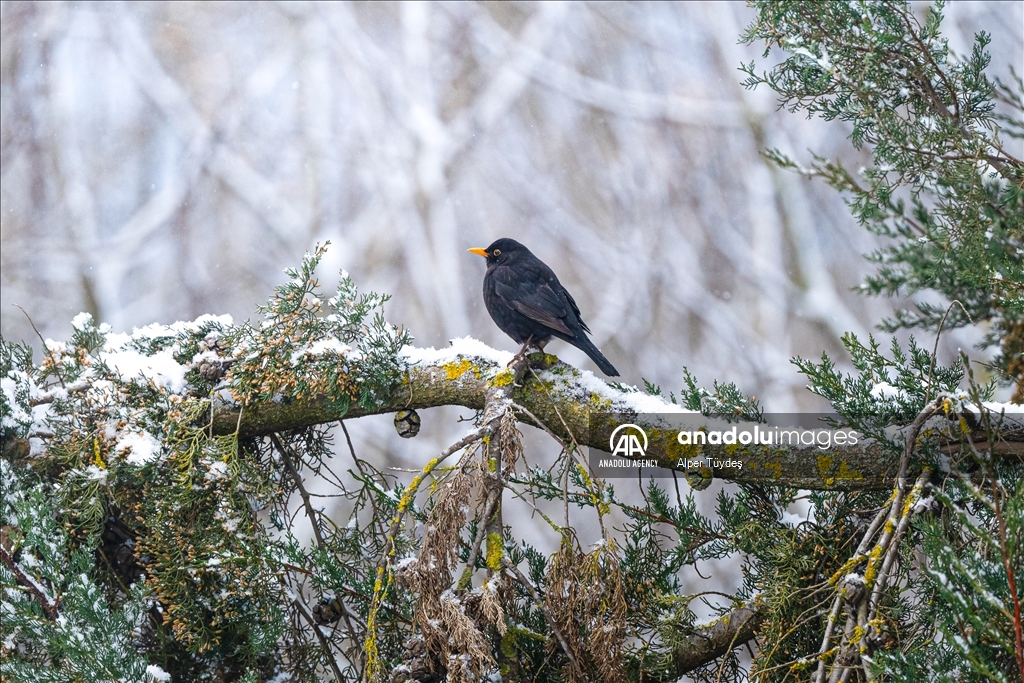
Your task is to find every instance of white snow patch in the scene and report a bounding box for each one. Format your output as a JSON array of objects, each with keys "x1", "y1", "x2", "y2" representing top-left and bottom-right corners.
[
  {"x1": 191, "y1": 350, "x2": 221, "y2": 364},
  {"x1": 569, "y1": 368, "x2": 692, "y2": 414},
  {"x1": 70, "y1": 312, "x2": 94, "y2": 330},
  {"x1": 103, "y1": 347, "x2": 188, "y2": 393},
  {"x1": 84, "y1": 465, "x2": 107, "y2": 482},
  {"x1": 115, "y1": 431, "x2": 162, "y2": 466},
  {"x1": 400, "y1": 337, "x2": 513, "y2": 367},
  {"x1": 206, "y1": 460, "x2": 229, "y2": 480},
  {"x1": 292, "y1": 337, "x2": 355, "y2": 364},
  {"x1": 133, "y1": 314, "x2": 234, "y2": 340},
  {"x1": 395, "y1": 556, "x2": 418, "y2": 570},
  {"x1": 870, "y1": 382, "x2": 905, "y2": 400},
  {"x1": 30, "y1": 403, "x2": 52, "y2": 432},
  {"x1": 780, "y1": 511, "x2": 807, "y2": 527},
  {"x1": 1, "y1": 377, "x2": 31, "y2": 429},
  {"x1": 913, "y1": 496, "x2": 939, "y2": 514},
  {"x1": 308, "y1": 338, "x2": 352, "y2": 356},
  {"x1": 92, "y1": 315, "x2": 234, "y2": 394},
  {"x1": 29, "y1": 437, "x2": 47, "y2": 457},
  {"x1": 146, "y1": 664, "x2": 172, "y2": 682}
]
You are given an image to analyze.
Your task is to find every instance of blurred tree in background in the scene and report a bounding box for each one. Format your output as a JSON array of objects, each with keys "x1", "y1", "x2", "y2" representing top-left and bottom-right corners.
[
  {"x1": 2, "y1": 2, "x2": 1022, "y2": 683},
  {"x1": 3, "y1": 1, "x2": 1019, "y2": 415}
]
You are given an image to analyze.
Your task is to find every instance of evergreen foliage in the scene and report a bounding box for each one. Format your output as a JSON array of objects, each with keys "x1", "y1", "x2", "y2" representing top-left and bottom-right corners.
[
  {"x1": 741, "y1": 0, "x2": 1024, "y2": 396},
  {"x1": 1, "y1": 2, "x2": 1022, "y2": 682},
  {"x1": 740, "y1": 1, "x2": 1024, "y2": 680}
]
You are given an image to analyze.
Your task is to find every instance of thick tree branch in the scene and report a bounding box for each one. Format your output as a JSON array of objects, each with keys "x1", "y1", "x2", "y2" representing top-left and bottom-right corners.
[
  {"x1": 662, "y1": 596, "x2": 767, "y2": 679},
  {"x1": 210, "y1": 350, "x2": 1024, "y2": 492}
]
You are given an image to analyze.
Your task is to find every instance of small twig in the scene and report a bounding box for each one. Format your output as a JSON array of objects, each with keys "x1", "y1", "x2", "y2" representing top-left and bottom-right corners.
[
  {"x1": 815, "y1": 501, "x2": 891, "y2": 682},
  {"x1": 283, "y1": 576, "x2": 347, "y2": 683},
  {"x1": 380, "y1": 427, "x2": 485, "y2": 552},
  {"x1": 0, "y1": 545, "x2": 58, "y2": 619},
  {"x1": 270, "y1": 433, "x2": 328, "y2": 551},
  {"x1": 827, "y1": 397, "x2": 944, "y2": 681},
  {"x1": 14, "y1": 304, "x2": 66, "y2": 388},
  {"x1": 524, "y1": 364, "x2": 602, "y2": 535},
  {"x1": 460, "y1": 491, "x2": 501, "y2": 589},
  {"x1": 339, "y1": 420, "x2": 367, "y2": 479},
  {"x1": 511, "y1": 402, "x2": 571, "y2": 452},
  {"x1": 925, "y1": 300, "x2": 973, "y2": 403},
  {"x1": 365, "y1": 428, "x2": 485, "y2": 667},
  {"x1": 282, "y1": 561, "x2": 313, "y2": 576}
]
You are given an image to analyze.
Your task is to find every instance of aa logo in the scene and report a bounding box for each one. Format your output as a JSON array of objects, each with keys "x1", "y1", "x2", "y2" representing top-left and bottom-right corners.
[{"x1": 609, "y1": 424, "x2": 648, "y2": 457}]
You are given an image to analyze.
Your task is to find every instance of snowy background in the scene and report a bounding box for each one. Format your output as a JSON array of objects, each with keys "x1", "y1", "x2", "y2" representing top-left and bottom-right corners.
[
  {"x1": 2, "y1": 1, "x2": 1021, "y2": 609},
  {"x1": 4, "y1": 2, "x2": 1021, "y2": 403}
]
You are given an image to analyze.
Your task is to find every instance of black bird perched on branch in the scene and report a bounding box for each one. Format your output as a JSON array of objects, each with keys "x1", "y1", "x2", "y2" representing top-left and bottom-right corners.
[{"x1": 468, "y1": 238, "x2": 619, "y2": 376}]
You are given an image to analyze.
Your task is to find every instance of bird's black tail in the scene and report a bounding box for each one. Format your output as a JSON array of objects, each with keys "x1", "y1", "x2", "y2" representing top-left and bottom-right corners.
[{"x1": 576, "y1": 335, "x2": 619, "y2": 377}]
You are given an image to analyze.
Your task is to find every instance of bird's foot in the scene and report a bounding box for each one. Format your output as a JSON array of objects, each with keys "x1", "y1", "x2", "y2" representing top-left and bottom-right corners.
[
  {"x1": 508, "y1": 343, "x2": 533, "y2": 368},
  {"x1": 508, "y1": 337, "x2": 549, "y2": 368}
]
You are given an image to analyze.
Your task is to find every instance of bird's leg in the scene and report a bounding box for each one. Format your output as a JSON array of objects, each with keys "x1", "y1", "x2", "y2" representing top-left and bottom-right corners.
[
  {"x1": 508, "y1": 337, "x2": 551, "y2": 369},
  {"x1": 508, "y1": 337, "x2": 535, "y2": 367}
]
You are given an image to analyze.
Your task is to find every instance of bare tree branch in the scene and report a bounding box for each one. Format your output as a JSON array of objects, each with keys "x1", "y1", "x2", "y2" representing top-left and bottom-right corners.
[{"x1": 664, "y1": 596, "x2": 767, "y2": 679}]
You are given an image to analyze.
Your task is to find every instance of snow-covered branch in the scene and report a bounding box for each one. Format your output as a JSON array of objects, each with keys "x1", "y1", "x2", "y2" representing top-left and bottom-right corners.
[{"x1": 207, "y1": 338, "x2": 1023, "y2": 492}]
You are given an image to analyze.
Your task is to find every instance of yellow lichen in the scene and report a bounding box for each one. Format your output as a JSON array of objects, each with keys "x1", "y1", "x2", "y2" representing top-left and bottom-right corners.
[
  {"x1": 817, "y1": 454, "x2": 834, "y2": 480},
  {"x1": 665, "y1": 435, "x2": 702, "y2": 462},
  {"x1": 836, "y1": 461, "x2": 862, "y2": 481},
  {"x1": 863, "y1": 544, "x2": 884, "y2": 587},
  {"x1": 576, "y1": 462, "x2": 593, "y2": 489},
  {"x1": 827, "y1": 554, "x2": 867, "y2": 586},
  {"x1": 93, "y1": 436, "x2": 106, "y2": 470},
  {"x1": 490, "y1": 369, "x2": 514, "y2": 387},
  {"x1": 486, "y1": 532, "x2": 504, "y2": 571},
  {"x1": 443, "y1": 358, "x2": 478, "y2": 380}
]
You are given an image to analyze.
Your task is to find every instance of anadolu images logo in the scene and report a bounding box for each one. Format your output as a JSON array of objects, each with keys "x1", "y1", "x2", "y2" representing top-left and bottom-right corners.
[{"x1": 609, "y1": 424, "x2": 648, "y2": 457}]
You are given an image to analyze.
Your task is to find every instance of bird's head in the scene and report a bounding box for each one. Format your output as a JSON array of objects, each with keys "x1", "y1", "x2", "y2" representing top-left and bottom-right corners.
[{"x1": 467, "y1": 238, "x2": 528, "y2": 266}]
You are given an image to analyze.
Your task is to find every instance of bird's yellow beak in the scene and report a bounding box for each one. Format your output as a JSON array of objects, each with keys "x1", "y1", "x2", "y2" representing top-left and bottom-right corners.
[{"x1": 468, "y1": 247, "x2": 489, "y2": 258}]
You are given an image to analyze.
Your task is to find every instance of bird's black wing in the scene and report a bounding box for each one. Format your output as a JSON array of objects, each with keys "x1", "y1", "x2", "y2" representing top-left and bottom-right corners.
[
  {"x1": 559, "y1": 287, "x2": 591, "y2": 334},
  {"x1": 492, "y1": 268, "x2": 574, "y2": 337}
]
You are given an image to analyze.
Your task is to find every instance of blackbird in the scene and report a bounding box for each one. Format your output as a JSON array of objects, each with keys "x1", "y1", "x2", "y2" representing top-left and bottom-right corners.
[{"x1": 468, "y1": 238, "x2": 619, "y2": 376}]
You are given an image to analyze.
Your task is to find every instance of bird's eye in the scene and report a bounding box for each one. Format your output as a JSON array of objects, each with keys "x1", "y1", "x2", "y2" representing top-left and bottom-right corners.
[{"x1": 493, "y1": 249, "x2": 501, "y2": 256}]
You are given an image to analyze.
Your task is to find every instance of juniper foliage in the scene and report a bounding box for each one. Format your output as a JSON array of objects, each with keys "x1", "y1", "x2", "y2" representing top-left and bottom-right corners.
[
  {"x1": 741, "y1": 0, "x2": 1024, "y2": 396},
  {"x1": 741, "y1": 1, "x2": 1023, "y2": 680},
  {"x1": 2, "y1": 2, "x2": 1022, "y2": 683}
]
